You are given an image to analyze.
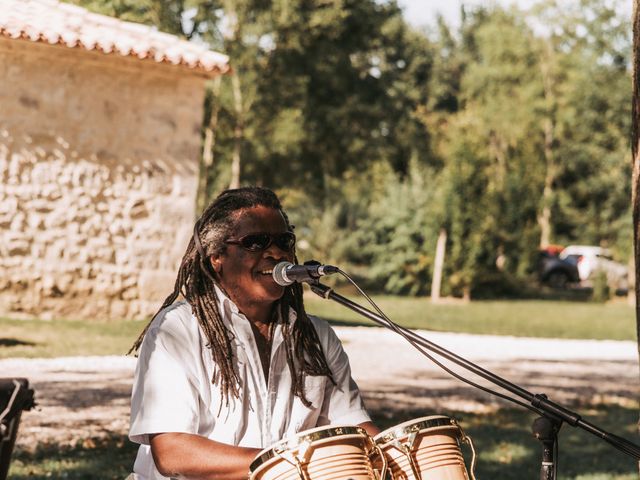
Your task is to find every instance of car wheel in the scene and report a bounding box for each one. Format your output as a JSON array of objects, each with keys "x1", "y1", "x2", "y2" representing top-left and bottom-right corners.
[{"x1": 547, "y1": 271, "x2": 570, "y2": 289}]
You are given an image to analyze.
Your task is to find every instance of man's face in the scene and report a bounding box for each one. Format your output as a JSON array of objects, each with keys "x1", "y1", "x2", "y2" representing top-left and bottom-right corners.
[{"x1": 211, "y1": 205, "x2": 295, "y2": 317}]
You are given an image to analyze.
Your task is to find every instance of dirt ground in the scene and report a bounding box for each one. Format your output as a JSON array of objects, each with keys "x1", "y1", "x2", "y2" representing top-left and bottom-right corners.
[{"x1": 3, "y1": 327, "x2": 638, "y2": 450}]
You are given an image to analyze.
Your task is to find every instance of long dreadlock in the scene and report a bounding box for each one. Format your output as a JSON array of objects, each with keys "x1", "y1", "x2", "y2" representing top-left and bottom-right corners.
[{"x1": 129, "y1": 186, "x2": 334, "y2": 407}]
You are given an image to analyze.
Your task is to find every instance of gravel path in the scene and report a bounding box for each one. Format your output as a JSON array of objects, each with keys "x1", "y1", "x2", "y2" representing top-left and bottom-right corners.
[
  {"x1": 338, "y1": 328, "x2": 638, "y2": 414},
  {"x1": 2, "y1": 327, "x2": 638, "y2": 449}
]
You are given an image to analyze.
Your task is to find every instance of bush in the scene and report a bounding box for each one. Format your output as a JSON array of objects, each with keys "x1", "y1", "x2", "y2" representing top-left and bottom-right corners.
[{"x1": 280, "y1": 161, "x2": 442, "y2": 296}]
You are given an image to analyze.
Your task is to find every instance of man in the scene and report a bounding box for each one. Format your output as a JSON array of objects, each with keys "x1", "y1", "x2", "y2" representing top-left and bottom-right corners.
[{"x1": 128, "y1": 187, "x2": 378, "y2": 479}]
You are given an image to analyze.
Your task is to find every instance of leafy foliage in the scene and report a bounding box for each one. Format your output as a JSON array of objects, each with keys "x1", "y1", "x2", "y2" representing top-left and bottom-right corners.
[
  {"x1": 67, "y1": 0, "x2": 631, "y2": 298},
  {"x1": 417, "y1": 0, "x2": 630, "y2": 297}
]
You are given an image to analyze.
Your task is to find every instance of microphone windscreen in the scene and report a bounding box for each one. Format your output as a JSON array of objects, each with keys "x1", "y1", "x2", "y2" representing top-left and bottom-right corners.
[{"x1": 272, "y1": 262, "x2": 293, "y2": 286}]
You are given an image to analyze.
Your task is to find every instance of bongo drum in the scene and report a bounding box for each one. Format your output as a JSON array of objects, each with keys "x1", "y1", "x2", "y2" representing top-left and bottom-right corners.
[
  {"x1": 249, "y1": 425, "x2": 379, "y2": 480},
  {"x1": 373, "y1": 416, "x2": 477, "y2": 480}
]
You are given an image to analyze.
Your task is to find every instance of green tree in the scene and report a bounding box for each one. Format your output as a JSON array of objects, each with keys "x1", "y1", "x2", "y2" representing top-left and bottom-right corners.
[
  {"x1": 65, "y1": 0, "x2": 632, "y2": 298},
  {"x1": 421, "y1": 1, "x2": 630, "y2": 297},
  {"x1": 422, "y1": 7, "x2": 545, "y2": 296},
  {"x1": 532, "y1": 0, "x2": 631, "y2": 257},
  {"x1": 68, "y1": 0, "x2": 221, "y2": 37},
  {"x1": 344, "y1": 161, "x2": 440, "y2": 295},
  {"x1": 235, "y1": 0, "x2": 432, "y2": 193}
]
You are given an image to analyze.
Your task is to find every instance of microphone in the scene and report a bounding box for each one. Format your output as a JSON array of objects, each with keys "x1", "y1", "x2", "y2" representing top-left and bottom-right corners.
[{"x1": 272, "y1": 261, "x2": 339, "y2": 286}]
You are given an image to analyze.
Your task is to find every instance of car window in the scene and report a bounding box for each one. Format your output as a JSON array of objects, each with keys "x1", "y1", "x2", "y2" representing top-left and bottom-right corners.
[{"x1": 563, "y1": 254, "x2": 581, "y2": 264}]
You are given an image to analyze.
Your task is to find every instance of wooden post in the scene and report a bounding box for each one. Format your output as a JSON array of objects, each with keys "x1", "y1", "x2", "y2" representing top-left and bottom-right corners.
[
  {"x1": 431, "y1": 228, "x2": 447, "y2": 302},
  {"x1": 632, "y1": 0, "x2": 640, "y2": 455},
  {"x1": 633, "y1": 0, "x2": 640, "y2": 363}
]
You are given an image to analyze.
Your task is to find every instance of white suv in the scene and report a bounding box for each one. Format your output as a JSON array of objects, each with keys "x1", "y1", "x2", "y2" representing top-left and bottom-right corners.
[{"x1": 559, "y1": 245, "x2": 629, "y2": 291}]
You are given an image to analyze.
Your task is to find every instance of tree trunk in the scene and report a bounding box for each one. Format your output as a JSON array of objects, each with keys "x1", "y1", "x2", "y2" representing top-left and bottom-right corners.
[
  {"x1": 230, "y1": 71, "x2": 243, "y2": 189},
  {"x1": 632, "y1": 0, "x2": 640, "y2": 456},
  {"x1": 196, "y1": 76, "x2": 222, "y2": 214},
  {"x1": 431, "y1": 229, "x2": 447, "y2": 302},
  {"x1": 538, "y1": 118, "x2": 555, "y2": 249},
  {"x1": 462, "y1": 286, "x2": 471, "y2": 302},
  {"x1": 488, "y1": 131, "x2": 507, "y2": 189},
  {"x1": 538, "y1": 40, "x2": 557, "y2": 249},
  {"x1": 222, "y1": 0, "x2": 244, "y2": 190}
]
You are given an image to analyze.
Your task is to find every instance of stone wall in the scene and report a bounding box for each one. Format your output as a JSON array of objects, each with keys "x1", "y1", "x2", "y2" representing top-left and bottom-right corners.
[{"x1": 0, "y1": 38, "x2": 209, "y2": 320}]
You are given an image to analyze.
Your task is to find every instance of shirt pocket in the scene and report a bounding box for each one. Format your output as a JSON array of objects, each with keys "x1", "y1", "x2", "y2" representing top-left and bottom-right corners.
[
  {"x1": 301, "y1": 375, "x2": 327, "y2": 410},
  {"x1": 288, "y1": 375, "x2": 325, "y2": 431}
]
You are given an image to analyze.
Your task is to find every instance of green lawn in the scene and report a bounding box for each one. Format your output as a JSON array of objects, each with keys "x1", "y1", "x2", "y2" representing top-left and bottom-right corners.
[
  {"x1": 0, "y1": 317, "x2": 143, "y2": 359},
  {"x1": 304, "y1": 294, "x2": 636, "y2": 341},
  {"x1": 369, "y1": 405, "x2": 639, "y2": 480},
  {"x1": 9, "y1": 405, "x2": 638, "y2": 479},
  {"x1": 0, "y1": 296, "x2": 636, "y2": 359},
  {"x1": 2, "y1": 297, "x2": 637, "y2": 479}
]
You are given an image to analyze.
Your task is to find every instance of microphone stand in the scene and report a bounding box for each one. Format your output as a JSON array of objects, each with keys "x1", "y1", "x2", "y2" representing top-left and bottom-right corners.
[{"x1": 308, "y1": 280, "x2": 640, "y2": 478}]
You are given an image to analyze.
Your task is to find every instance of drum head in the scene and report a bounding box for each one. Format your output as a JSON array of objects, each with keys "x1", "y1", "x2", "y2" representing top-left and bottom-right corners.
[
  {"x1": 374, "y1": 415, "x2": 460, "y2": 445},
  {"x1": 250, "y1": 425, "x2": 370, "y2": 473}
]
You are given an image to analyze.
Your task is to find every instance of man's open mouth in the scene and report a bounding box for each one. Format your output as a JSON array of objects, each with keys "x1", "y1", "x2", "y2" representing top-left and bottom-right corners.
[{"x1": 259, "y1": 269, "x2": 273, "y2": 276}]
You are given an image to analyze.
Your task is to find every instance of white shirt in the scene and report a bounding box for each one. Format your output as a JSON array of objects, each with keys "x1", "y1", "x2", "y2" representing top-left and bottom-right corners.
[{"x1": 129, "y1": 290, "x2": 371, "y2": 479}]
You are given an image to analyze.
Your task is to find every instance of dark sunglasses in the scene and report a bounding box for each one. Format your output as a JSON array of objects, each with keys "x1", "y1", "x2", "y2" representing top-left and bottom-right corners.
[{"x1": 225, "y1": 231, "x2": 296, "y2": 252}]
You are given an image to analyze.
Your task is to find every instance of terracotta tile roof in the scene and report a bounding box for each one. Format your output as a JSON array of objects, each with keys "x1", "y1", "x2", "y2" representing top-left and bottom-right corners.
[{"x1": 0, "y1": 0, "x2": 230, "y2": 75}]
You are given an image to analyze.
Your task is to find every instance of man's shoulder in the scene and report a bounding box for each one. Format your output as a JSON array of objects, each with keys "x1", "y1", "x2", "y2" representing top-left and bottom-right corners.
[
  {"x1": 148, "y1": 301, "x2": 196, "y2": 337},
  {"x1": 306, "y1": 314, "x2": 338, "y2": 342},
  {"x1": 156, "y1": 300, "x2": 192, "y2": 321},
  {"x1": 307, "y1": 313, "x2": 328, "y2": 328},
  {"x1": 136, "y1": 301, "x2": 201, "y2": 361}
]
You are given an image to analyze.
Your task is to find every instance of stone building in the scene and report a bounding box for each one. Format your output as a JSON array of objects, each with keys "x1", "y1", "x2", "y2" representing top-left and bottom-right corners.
[{"x1": 0, "y1": 0, "x2": 229, "y2": 320}]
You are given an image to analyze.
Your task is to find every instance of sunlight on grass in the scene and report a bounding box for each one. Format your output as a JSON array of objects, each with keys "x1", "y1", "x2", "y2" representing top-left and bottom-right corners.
[
  {"x1": 9, "y1": 406, "x2": 636, "y2": 479},
  {"x1": 304, "y1": 294, "x2": 636, "y2": 340},
  {"x1": 0, "y1": 317, "x2": 144, "y2": 359},
  {"x1": 483, "y1": 441, "x2": 530, "y2": 464},
  {"x1": 11, "y1": 457, "x2": 87, "y2": 477},
  {"x1": 0, "y1": 296, "x2": 635, "y2": 359},
  {"x1": 10, "y1": 436, "x2": 138, "y2": 480},
  {"x1": 573, "y1": 476, "x2": 638, "y2": 480}
]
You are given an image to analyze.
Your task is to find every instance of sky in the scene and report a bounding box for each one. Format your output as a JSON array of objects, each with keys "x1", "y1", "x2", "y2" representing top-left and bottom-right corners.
[
  {"x1": 399, "y1": 0, "x2": 632, "y2": 29},
  {"x1": 397, "y1": 0, "x2": 536, "y2": 28}
]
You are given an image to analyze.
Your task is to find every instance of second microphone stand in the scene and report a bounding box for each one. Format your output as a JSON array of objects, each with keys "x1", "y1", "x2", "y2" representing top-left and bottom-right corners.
[{"x1": 308, "y1": 280, "x2": 640, "y2": 479}]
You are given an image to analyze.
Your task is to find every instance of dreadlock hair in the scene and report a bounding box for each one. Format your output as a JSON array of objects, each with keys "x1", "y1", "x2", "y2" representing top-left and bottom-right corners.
[{"x1": 129, "y1": 186, "x2": 334, "y2": 407}]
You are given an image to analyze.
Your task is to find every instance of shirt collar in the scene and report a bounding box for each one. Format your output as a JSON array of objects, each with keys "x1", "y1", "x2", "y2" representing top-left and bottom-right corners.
[
  {"x1": 213, "y1": 283, "x2": 241, "y2": 317},
  {"x1": 212, "y1": 283, "x2": 297, "y2": 330}
]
